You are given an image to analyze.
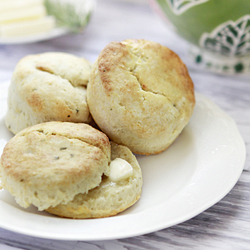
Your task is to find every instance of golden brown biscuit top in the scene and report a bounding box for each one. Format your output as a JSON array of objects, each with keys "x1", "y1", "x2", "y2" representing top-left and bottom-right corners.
[
  {"x1": 9, "y1": 52, "x2": 92, "y2": 125},
  {"x1": 98, "y1": 39, "x2": 194, "y2": 104},
  {"x1": 21, "y1": 121, "x2": 111, "y2": 161},
  {"x1": 1, "y1": 122, "x2": 111, "y2": 187},
  {"x1": 93, "y1": 39, "x2": 195, "y2": 139},
  {"x1": 14, "y1": 52, "x2": 92, "y2": 88}
]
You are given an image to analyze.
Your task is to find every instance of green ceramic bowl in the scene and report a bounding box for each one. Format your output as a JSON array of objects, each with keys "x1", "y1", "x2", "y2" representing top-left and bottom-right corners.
[{"x1": 151, "y1": 0, "x2": 250, "y2": 74}]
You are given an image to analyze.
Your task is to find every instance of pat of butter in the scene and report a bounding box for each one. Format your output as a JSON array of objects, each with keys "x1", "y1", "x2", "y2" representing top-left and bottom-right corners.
[
  {"x1": 109, "y1": 158, "x2": 133, "y2": 182},
  {"x1": 0, "y1": 0, "x2": 44, "y2": 13},
  {"x1": 0, "y1": 16, "x2": 56, "y2": 37},
  {"x1": 0, "y1": 5, "x2": 46, "y2": 24}
]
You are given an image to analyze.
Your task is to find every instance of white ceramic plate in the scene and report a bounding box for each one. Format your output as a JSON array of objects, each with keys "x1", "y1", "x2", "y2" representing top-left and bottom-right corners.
[
  {"x1": 0, "y1": 27, "x2": 69, "y2": 44},
  {"x1": 0, "y1": 81, "x2": 246, "y2": 241}
]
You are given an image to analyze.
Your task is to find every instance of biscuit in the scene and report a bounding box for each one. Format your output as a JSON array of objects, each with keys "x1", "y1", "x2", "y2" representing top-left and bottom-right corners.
[
  {"x1": 0, "y1": 122, "x2": 111, "y2": 211},
  {"x1": 87, "y1": 39, "x2": 195, "y2": 155},
  {"x1": 5, "y1": 52, "x2": 92, "y2": 134},
  {"x1": 46, "y1": 141, "x2": 143, "y2": 218}
]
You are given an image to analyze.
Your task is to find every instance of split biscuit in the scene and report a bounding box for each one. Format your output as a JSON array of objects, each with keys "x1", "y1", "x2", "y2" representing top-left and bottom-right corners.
[
  {"x1": 0, "y1": 122, "x2": 111, "y2": 211},
  {"x1": 46, "y1": 141, "x2": 143, "y2": 218},
  {"x1": 87, "y1": 39, "x2": 195, "y2": 155},
  {"x1": 5, "y1": 52, "x2": 92, "y2": 134}
]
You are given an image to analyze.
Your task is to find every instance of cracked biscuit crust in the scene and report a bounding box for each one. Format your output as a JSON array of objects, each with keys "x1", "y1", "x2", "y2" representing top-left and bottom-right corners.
[
  {"x1": 0, "y1": 122, "x2": 111, "y2": 211},
  {"x1": 87, "y1": 39, "x2": 195, "y2": 155},
  {"x1": 5, "y1": 52, "x2": 92, "y2": 134}
]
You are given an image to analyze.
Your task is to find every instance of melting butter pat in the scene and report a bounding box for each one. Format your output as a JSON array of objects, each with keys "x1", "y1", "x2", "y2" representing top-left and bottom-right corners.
[{"x1": 109, "y1": 158, "x2": 133, "y2": 182}]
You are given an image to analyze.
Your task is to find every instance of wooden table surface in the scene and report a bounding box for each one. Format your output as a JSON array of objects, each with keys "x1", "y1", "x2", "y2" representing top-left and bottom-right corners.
[{"x1": 0, "y1": 0, "x2": 249, "y2": 249}]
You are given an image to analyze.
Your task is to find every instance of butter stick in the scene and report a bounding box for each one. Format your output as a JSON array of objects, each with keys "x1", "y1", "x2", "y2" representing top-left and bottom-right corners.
[
  {"x1": 0, "y1": 16, "x2": 56, "y2": 37},
  {"x1": 0, "y1": 0, "x2": 44, "y2": 12},
  {"x1": 0, "y1": 5, "x2": 47, "y2": 24}
]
